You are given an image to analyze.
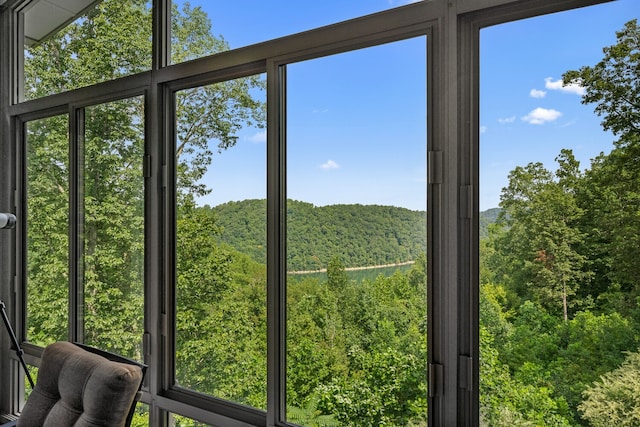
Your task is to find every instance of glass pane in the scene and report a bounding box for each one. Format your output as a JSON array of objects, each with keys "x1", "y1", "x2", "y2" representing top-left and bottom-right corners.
[
  {"x1": 174, "y1": 74, "x2": 267, "y2": 409},
  {"x1": 26, "y1": 114, "x2": 69, "y2": 346},
  {"x1": 82, "y1": 96, "x2": 145, "y2": 360},
  {"x1": 170, "y1": 1, "x2": 424, "y2": 63},
  {"x1": 169, "y1": 413, "x2": 212, "y2": 427},
  {"x1": 23, "y1": 0, "x2": 151, "y2": 101},
  {"x1": 286, "y1": 37, "x2": 427, "y2": 426},
  {"x1": 479, "y1": 2, "x2": 638, "y2": 425},
  {"x1": 131, "y1": 403, "x2": 150, "y2": 426}
]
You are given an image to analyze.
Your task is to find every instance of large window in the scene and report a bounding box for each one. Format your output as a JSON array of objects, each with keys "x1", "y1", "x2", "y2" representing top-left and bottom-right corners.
[
  {"x1": 3, "y1": 0, "x2": 634, "y2": 426},
  {"x1": 173, "y1": 75, "x2": 267, "y2": 409},
  {"x1": 23, "y1": 95, "x2": 146, "y2": 357},
  {"x1": 285, "y1": 38, "x2": 427, "y2": 426},
  {"x1": 81, "y1": 97, "x2": 145, "y2": 359},
  {"x1": 479, "y1": 2, "x2": 639, "y2": 425}
]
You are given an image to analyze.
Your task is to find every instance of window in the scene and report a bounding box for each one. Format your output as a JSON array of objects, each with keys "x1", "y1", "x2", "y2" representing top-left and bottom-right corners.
[
  {"x1": 285, "y1": 38, "x2": 427, "y2": 426},
  {"x1": 25, "y1": 113, "x2": 70, "y2": 346},
  {"x1": 81, "y1": 97, "x2": 145, "y2": 359},
  {"x1": 2, "y1": 0, "x2": 630, "y2": 426},
  {"x1": 170, "y1": 0, "x2": 425, "y2": 62},
  {"x1": 173, "y1": 76, "x2": 267, "y2": 409},
  {"x1": 479, "y1": 2, "x2": 638, "y2": 425},
  {"x1": 22, "y1": 95, "x2": 146, "y2": 356},
  {"x1": 21, "y1": 0, "x2": 152, "y2": 101}
]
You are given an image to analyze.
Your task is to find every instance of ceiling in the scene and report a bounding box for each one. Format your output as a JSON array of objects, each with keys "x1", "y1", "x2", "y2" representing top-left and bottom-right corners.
[{"x1": 23, "y1": 0, "x2": 101, "y2": 46}]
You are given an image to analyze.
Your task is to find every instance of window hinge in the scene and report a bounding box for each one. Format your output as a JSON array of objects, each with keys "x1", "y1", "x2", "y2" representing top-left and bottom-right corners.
[
  {"x1": 427, "y1": 151, "x2": 443, "y2": 185},
  {"x1": 143, "y1": 154, "x2": 151, "y2": 178},
  {"x1": 429, "y1": 363, "x2": 444, "y2": 397},
  {"x1": 459, "y1": 355, "x2": 473, "y2": 391},
  {"x1": 143, "y1": 332, "x2": 151, "y2": 357},
  {"x1": 161, "y1": 313, "x2": 167, "y2": 335},
  {"x1": 459, "y1": 185, "x2": 472, "y2": 219}
]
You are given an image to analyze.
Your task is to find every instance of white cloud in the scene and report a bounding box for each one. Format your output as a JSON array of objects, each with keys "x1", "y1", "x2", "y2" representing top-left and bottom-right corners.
[
  {"x1": 480, "y1": 126, "x2": 488, "y2": 134},
  {"x1": 320, "y1": 160, "x2": 340, "y2": 170},
  {"x1": 530, "y1": 88, "x2": 547, "y2": 98},
  {"x1": 498, "y1": 116, "x2": 516, "y2": 124},
  {"x1": 522, "y1": 107, "x2": 562, "y2": 125},
  {"x1": 544, "y1": 77, "x2": 586, "y2": 96},
  {"x1": 247, "y1": 130, "x2": 266, "y2": 143}
]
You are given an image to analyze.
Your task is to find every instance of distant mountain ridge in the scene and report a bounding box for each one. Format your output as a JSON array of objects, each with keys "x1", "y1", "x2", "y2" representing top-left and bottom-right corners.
[{"x1": 208, "y1": 199, "x2": 499, "y2": 271}]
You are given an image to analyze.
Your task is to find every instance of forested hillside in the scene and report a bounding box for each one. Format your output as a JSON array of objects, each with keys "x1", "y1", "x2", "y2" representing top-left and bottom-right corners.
[
  {"x1": 208, "y1": 200, "x2": 501, "y2": 271},
  {"x1": 479, "y1": 208, "x2": 500, "y2": 239},
  {"x1": 208, "y1": 200, "x2": 428, "y2": 271}
]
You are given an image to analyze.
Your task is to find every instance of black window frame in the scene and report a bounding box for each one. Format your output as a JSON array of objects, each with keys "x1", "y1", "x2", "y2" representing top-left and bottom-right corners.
[{"x1": 0, "y1": 0, "x2": 615, "y2": 425}]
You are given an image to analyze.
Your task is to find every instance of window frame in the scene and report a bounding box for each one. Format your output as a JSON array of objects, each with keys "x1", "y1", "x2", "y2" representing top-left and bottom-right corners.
[
  {"x1": 266, "y1": 25, "x2": 432, "y2": 426},
  {"x1": 0, "y1": 0, "x2": 616, "y2": 426}
]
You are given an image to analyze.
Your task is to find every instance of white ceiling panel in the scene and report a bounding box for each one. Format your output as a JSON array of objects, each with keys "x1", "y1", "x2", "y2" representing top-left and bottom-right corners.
[{"x1": 23, "y1": 0, "x2": 101, "y2": 46}]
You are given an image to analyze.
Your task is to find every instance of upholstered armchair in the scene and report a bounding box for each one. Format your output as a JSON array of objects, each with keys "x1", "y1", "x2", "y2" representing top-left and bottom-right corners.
[{"x1": 1, "y1": 341, "x2": 146, "y2": 427}]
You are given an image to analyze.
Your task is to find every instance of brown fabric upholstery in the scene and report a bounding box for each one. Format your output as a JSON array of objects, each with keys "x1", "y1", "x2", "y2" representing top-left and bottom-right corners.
[{"x1": 16, "y1": 342, "x2": 143, "y2": 427}]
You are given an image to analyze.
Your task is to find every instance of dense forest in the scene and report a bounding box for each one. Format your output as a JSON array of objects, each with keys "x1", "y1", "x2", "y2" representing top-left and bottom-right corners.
[
  {"x1": 208, "y1": 200, "x2": 427, "y2": 271},
  {"x1": 20, "y1": 0, "x2": 640, "y2": 425},
  {"x1": 208, "y1": 200, "x2": 505, "y2": 272},
  {"x1": 479, "y1": 19, "x2": 640, "y2": 426}
]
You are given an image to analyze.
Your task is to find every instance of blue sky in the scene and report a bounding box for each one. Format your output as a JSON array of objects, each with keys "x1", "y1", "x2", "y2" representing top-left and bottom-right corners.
[{"x1": 181, "y1": 0, "x2": 638, "y2": 211}]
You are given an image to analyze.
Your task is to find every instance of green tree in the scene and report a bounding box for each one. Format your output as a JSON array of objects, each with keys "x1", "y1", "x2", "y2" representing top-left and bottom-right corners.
[
  {"x1": 550, "y1": 310, "x2": 637, "y2": 421},
  {"x1": 492, "y1": 151, "x2": 590, "y2": 320},
  {"x1": 563, "y1": 19, "x2": 639, "y2": 151},
  {"x1": 318, "y1": 346, "x2": 427, "y2": 427},
  {"x1": 563, "y1": 19, "x2": 640, "y2": 303},
  {"x1": 25, "y1": 116, "x2": 70, "y2": 345},
  {"x1": 479, "y1": 326, "x2": 572, "y2": 427},
  {"x1": 287, "y1": 275, "x2": 347, "y2": 408},
  {"x1": 579, "y1": 350, "x2": 640, "y2": 426},
  {"x1": 24, "y1": 0, "x2": 265, "y2": 363},
  {"x1": 327, "y1": 255, "x2": 348, "y2": 291}
]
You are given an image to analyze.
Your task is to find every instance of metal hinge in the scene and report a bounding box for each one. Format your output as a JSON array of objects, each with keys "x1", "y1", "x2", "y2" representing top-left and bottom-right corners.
[
  {"x1": 143, "y1": 155, "x2": 151, "y2": 178},
  {"x1": 459, "y1": 355, "x2": 473, "y2": 391},
  {"x1": 428, "y1": 151, "x2": 443, "y2": 185},
  {"x1": 429, "y1": 363, "x2": 444, "y2": 397},
  {"x1": 143, "y1": 332, "x2": 151, "y2": 357}
]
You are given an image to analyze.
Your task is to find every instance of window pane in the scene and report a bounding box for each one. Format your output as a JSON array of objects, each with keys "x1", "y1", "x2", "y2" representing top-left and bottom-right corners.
[
  {"x1": 26, "y1": 114, "x2": 69, "y2": 346},
  {"x1": 22, "y1": 0, "x2": 151, "y2": 101},
  {"x1": 286, "y1": 38, "x2": 427, "y2": 426},
  {"x1": 132, "y1": 403, "x2": 150, "y2": 426},
  {"x1": 174, "y1": 74, "x2": 267, "y2": 409},
  {"x1": 170, "y1": 1, "x2": 424, "y2": 63},
  {"x1": 479, "y1": 3, "x2": 637, "y2": 425},
  {"x1": 169, "y1": 413, "x2": 212, "y2": 426},
  {"x1": 81, "y1": 96, "x2": 145, "y2": 360}
]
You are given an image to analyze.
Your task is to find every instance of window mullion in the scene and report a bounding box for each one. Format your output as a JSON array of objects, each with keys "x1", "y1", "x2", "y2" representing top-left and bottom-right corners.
[
  {"x1": 69, "y1": 106, "x2": 84, "y2": 343},
  {"x1": 266, "y1": 60, "x2": 287, "y2": 427}
]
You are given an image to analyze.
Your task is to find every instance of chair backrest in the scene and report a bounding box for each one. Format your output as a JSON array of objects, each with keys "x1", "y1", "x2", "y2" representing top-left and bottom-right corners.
[
  {"x1": 16, "y1": 341, "x2": 146, "y2": 427},
  {"x1": 72, "y1": 342, "x2": 147, "y2": 426}
]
